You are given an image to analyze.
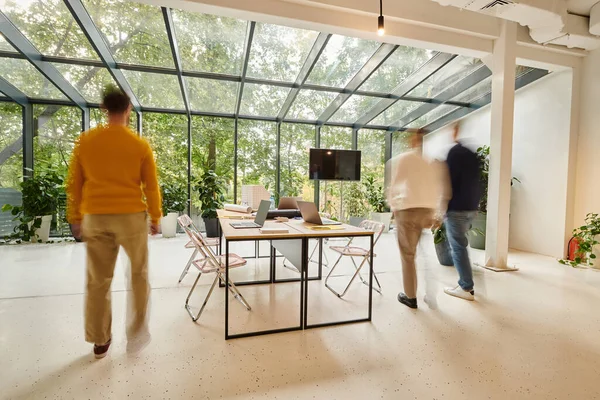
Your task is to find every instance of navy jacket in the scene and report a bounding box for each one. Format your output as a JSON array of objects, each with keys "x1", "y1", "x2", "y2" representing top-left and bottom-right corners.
[{"x1": 446, "y1": 143, "x2": 482, "y2": 212}]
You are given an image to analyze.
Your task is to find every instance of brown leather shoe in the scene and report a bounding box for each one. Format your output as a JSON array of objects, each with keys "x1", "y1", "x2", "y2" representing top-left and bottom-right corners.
[{"x1": 93, "y1": 338, "x2": 111, "y2": 359}]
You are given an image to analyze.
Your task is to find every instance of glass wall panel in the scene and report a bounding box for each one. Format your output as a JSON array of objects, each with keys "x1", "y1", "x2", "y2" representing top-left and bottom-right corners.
[
  {"x1": 240, "y1": 84, "x2": 289, "y2": 118},
  {"x1": 361, "y1": 47, "x2": 437, "y2": 93},
  {"x1": 407, "y1": 56, "x2": 483, "y2": 99},
  {"x1": 404, "y1": 105, "x2": 459, "y2": 129},
  {"x1": 329, "y1": 95, "x2": 380, "y2": 124},
  {"x1": 142, "y1": 113, "x2": 188, "y2": 190},
  {"x1": 318, "y1": 126, "x2": 352, "y2": 217},
  {"x1": 236, "y1": 120, "x2": 277, "y2": 201},
  {"x1": 186, "y1": 77, "x2": 238, "y2": 114},
  {"x1": 53, "y1": 64, "x2": 117, "y2": 103},
  {"x1": 354, "y1": 129, "x2": 386, "y2": 221},
  {"x1": 280, "y1": 123, "x2": 314, "y2": 202},
  {"x1": 247, "y1": 23, "x2": 318, "y2": 82},
  {"x1": 0, "y1": 34, "x2": 16, "y2": 52},
  {"x1": 285, "y1": 89, "x2": 337, "y2": 121},
  {"x1": 0, "y1": 103, "x2": 23, "y2": 237},
  {"x1": 306, "y1": 35, "x2": 380, "y2": 88},
  {"x1": 122, "y1": 71, "x2": 184, "y2": 110},
  {"x1": 392, "y1": 131, "x2": 411, "y2": 158},
  {"x1": 370, "y1": 99, "x2": 422, "y2": 127},
  {"x1": 83, "y1": 0, "x2": 174, "y2": 68},
  {"x1": 2, "y1": 0, "x2": 99, "y2": 60},
  {"x1": 191, "y1": 116, "x2": 235, "y2": 202},
  {"x1": 173, "y1": 10, "x2": 247, "y2": 75},
  {"x1": 33, "y1": 105, "x2": 81, "y2": 236},
  {"x1": 0, "y1": 58, "x2": 66, "y2": 100}
]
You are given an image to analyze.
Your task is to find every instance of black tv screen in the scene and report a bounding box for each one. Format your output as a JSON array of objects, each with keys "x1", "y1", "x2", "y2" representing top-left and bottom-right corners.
[{"x1": 309, "y1": 149, "x2": 361, "y2": 181}]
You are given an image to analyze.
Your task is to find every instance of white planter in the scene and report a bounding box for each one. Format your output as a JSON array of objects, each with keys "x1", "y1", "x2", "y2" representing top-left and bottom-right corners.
[
  {"x1": 28, "y1": 215, "x2": 52, "y2": 243},
  {"x1": 370, "y1": 212, "x2": 393, "y2": 233},
  {"x1": 161, "y1": 212, "x2": 179, "y2": 238}
]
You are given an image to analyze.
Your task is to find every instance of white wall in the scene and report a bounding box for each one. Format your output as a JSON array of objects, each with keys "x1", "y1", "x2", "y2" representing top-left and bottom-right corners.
[
  {"x1": 424, "y1": 71, "x2": 573, "y2": 258},
  {"x1": 574, "y1": 48, "x2": 600, "y2": 227}
]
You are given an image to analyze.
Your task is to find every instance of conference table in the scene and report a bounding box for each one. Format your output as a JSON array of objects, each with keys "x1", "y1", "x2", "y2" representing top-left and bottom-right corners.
[{"x1": 217, "y1": 209, "x2": 375, "y2": 340}]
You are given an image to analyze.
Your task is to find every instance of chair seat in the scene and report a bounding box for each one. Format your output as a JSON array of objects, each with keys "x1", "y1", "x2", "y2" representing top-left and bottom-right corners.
[
  {"x1": 329, "y1": 246, "x2": 376, "y2": 257},
  {"x1": 192, "y1": 253, "x2": 247, "y2": 273},
  {"x1": 185, "y1": 238, "x2": 219, "y2": 249}
]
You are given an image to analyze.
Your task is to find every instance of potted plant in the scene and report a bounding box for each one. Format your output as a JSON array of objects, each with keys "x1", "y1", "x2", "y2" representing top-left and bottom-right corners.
[
  {"x1": 560, "y1": 213, "x2": 600, "y2": 268},
  {"x1": 364, "y1": 175, "x2": 392, "y2": 233},
  {"x1": 161, "y1": 182, "x2": 187, "y2": 238},
  {"x1": 468, "y1": 145, "x2": 519, "y2": 250},
  {"x1": 1, "y1": 168, "x2": 63, "y2": 243},
  {"x1": 194, "y1": 170, "x2": 225, "y2": 238},
  {"x1": 432, "y1": 223, "x2": 484, "y2": 266},
  {"x1": 344, "y1": 181, "x2": 369, "y2": 226}
]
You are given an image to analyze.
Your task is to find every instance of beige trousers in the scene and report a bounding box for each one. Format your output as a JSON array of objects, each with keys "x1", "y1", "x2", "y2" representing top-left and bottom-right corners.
[
  {"x1": 82, "y1": 212, "x2": 149, "y2": 345},
  {"x1": 394, "y1": 208, "x2": 434, "y2": 299}
]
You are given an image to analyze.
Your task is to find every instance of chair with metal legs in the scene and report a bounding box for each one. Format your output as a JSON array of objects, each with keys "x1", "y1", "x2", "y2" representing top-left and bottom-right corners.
[
  {"x1": 177, "y1": 214, "x2": 220, "y2": 283},
  {"x1": 325, "y1": 220, "x2": 385, "y2": 298},
  {"x1": 179, "y1": 219, "x2": 251, "y2": 322}
]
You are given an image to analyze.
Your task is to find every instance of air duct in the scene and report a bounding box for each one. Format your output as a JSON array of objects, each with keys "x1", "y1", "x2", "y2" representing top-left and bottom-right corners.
[{"x1": 431, "y1": 0, "x2": 600, "y2": 50}]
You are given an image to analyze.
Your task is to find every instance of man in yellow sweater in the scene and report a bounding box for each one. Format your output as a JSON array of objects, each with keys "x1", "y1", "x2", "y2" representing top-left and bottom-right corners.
[{"x1": 67, "y1": 86, "x2": 161, "y2": 359}]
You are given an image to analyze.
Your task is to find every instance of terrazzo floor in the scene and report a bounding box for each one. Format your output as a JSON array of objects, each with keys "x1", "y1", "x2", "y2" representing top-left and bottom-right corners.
[{"x1": 1, "y1": 232, "x2": 600, "y2": 399}]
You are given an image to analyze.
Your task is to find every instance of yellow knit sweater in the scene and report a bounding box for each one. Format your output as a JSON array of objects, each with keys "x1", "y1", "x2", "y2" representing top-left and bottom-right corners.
[{"x1": 66, "y1": 124, "x2": 162, "y2": 224}]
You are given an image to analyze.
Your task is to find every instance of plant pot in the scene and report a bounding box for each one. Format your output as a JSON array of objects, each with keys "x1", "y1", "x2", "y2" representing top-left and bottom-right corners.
[
  {"x1": 370, "y1": 212, "x2": 393, "y2": 233},
  {"x1": 29, "y1": 215, "x2": 52, "y2": 243},
  {"x1": 203, "y1": 217, "x2": 219, "y2": 238},
  {"x1": 434, "y1": 238, "x2": 454, "y2": 266},
  {"x1": 349, "y1": 216, "x2": 366, "y2": 227},
  {"x1": 161, "y1": 212, "x2": 179, "y2": 238},
  {"x1": 468, "y1": 212, "x2": 487, "y2": 250}
]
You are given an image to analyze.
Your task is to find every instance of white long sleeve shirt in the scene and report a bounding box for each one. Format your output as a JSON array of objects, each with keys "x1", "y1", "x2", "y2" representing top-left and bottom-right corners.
[{"x1": 386, "y1": 150, "x2": 450, "y2": 212}]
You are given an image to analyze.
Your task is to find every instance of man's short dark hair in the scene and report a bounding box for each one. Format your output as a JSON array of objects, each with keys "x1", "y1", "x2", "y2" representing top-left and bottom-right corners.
[{"x1": 102, "y1": 85, "x2": 131, "y2": 114}]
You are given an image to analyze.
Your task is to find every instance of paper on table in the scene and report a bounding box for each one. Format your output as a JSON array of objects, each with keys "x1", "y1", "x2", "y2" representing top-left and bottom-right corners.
[{"x1": 224, "y1": 204, "x2": 252, "y2": 214}]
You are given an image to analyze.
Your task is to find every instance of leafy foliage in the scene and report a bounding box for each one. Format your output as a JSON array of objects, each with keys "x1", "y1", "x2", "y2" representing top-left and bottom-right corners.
[
  {"x1": 194, "y1": 170, "x2": 226, "y2": 219},
  {"x1": 343, "y1": 182, "x2": 369, "y2": 220},
  {"x1": 161, "y1": 182, "x2": 187, "y2": 216},
  {"x1": 559, "y1": 213, "x2": 600, "y2": 268},
  {"x1": 363, "y1": 174, "x2": 386, "y2": 213},
  {"x1": 476, "y1": 145, "x2": 520, "y2": 214},
  {"x1": 2, "y1": 168, "x2": 63, "y2": 242}
]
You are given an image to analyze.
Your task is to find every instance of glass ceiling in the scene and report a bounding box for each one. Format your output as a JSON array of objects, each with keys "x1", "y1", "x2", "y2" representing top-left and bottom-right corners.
[{"x1": 0, "y1": 0, "x2": 549, "y2": 132}]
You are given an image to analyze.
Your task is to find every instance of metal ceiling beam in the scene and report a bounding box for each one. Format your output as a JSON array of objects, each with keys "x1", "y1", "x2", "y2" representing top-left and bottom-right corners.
[
  {"x1": 0, "y1": 11, "x2": 87, "y2": 109},
  {"x1": 277, "y1": 33, "x2": 331, "y2": 121},
  {"x1": 423, "y1": 67, "x2": 550, "y2": 133},
  {"x1": 162, "y1": 7, "x2": 190, "y2": 116},
  {"x1": 317, "y1": 43, "x2": 397, "y2": 124},
  {"x1": 63, "y1": 0, "x2": 141, "y2": 112},
  {"x1": 0, "y1": 76, "x2": 28, "y2": 106},
  {"x1": 354, "y1": 52, "x2": 455, "y2": 127},
  {"x1": 393, "y1": 65, "x2": 492, "y2": 129},
  {"x1": 235, "y1": 22, "x2": 256, "y2": 118}
]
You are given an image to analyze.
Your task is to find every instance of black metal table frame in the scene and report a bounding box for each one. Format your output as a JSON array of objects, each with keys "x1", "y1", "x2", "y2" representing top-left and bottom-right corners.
[{"x1": 223, "y1": 231, "x2": 374, "y2": 340}]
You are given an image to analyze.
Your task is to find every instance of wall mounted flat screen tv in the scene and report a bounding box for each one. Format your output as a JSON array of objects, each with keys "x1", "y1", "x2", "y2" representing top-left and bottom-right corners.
[{"x1": 309, "y1": 149, "x2": 361, "y2": 181}]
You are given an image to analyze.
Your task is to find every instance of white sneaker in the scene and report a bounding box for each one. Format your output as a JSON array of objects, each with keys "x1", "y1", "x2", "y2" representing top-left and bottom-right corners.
[{"x1": 444, "y1": 286, "x2": 475, "y2": 301}]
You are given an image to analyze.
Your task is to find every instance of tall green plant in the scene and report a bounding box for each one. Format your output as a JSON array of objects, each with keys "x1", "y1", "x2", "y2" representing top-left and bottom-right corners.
[
  {"x1": 344, "y1": 182, "x2": 369, "y2": 220},
  {"x1": 476, "y1": 145, "x2": 520, "y2": 213},
  {"x1": 2, "y1": 168, "x2": 63, "y2": 242},
  {"x1": 161, "y1": 182, "x2": 187, "y2": 216},
  {"x1": 363, "y1": 175, "x2": 386, "y2": 213},
  {"x1": 560, "y1": 213, "x2": 600, "y2": 268},
  {"x1": 194, "y1": 170, "x2": 225, "y2": 219}
]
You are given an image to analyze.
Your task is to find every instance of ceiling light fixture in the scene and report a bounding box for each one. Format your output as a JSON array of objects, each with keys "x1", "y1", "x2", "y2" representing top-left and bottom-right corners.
[{"x1": 377, "y1": 0, "x2": 385, "y2": 36}]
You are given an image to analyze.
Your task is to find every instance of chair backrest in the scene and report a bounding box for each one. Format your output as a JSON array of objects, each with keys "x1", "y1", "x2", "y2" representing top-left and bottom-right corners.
[
  {"x1": 180, "y1": 219, "x2": 222, "y2": 267},
  {"x1": 358, "y1": 220, "x2": 386, "y2": 248}
]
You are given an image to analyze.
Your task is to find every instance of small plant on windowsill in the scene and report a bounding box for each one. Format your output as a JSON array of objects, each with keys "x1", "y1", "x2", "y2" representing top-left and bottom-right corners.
[{"x1": 559, "y1": 213, "x2": 600, "y2": 268}]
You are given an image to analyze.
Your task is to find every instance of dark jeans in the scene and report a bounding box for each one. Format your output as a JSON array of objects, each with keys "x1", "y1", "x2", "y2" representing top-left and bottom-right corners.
[{"x1": 441, "y1": 211, "x2": 476, "y2": 291}]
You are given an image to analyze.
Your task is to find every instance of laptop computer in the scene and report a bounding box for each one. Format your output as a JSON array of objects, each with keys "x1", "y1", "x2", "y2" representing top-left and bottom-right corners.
[
  {"x1": 230, "y1": 200, "x2": 271, "y2": 229},
  {"x1": 297, "y1": 201, "x2": 342, "y2": 226}
]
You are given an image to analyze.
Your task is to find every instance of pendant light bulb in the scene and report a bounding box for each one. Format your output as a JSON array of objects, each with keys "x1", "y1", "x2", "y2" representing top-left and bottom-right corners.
[
  {"x1": 378, "y1": 15, "x2": 385, "y2": 36},
  {"x1": 377, "y1": 0, "x2": 385, "y2": 36}
]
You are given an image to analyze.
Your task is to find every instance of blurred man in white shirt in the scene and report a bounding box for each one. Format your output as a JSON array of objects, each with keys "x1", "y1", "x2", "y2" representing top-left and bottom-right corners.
[{"x1": 387, "y1": 130, "x2": 450, "y2": 309}]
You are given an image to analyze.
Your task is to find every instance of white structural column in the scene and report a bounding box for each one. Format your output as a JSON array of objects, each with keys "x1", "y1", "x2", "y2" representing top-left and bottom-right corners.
[{"x1": 484, "y1": 20, "x2": 518, "y2": 271}]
